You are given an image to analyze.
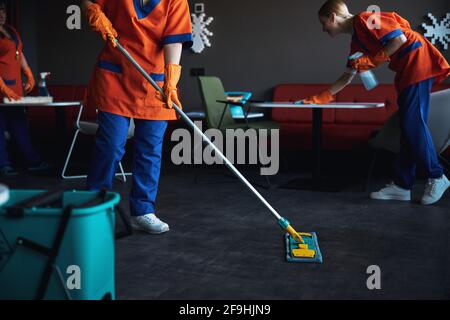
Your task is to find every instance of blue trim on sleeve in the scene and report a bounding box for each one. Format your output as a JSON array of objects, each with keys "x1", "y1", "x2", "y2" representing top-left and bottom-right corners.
[
  {"x1": 380, "y1": 29, "x2": 404, "y2": 46},
  {"x1": 133, "y1": 0, "x2": 161, "y2": 19},
  {"x1": 163, "y1": 33, "x2": 193, "y2": 48},
  {"x1": 150, "y1": 73, "x2": 165, "y2": 82},
  {"x1": 4, "y1": 79, "x2": 16, "y2": 86},
  {"x1": 98, "y1": 60, "x2": 123, "y2": 73},
  {"x1": 398, "y1": 41, "x2": 422, "y2": 59}
]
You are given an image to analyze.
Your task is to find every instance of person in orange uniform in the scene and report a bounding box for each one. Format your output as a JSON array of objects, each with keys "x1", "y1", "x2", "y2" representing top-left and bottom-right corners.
[
  {"x1": 0, "y1": 0, "x2": 47, "y2": 176},
  {"x1": 82, "y1": 0, "x2": 192, "y2": 233},
  {"x1": 298, "y1": 0, "x2": 450, "y2": 205}
]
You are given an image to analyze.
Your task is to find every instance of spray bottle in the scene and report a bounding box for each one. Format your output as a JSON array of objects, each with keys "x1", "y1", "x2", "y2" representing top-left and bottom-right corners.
[
  {"x1": 38, "y1": 72, "x2": 51, "y2": 97},
  {"x1": 348, "y1": 52, "x2": 379, "y2": 91}
]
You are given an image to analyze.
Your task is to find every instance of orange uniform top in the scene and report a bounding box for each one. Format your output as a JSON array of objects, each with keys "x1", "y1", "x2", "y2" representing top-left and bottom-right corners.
[
  {"x1": 0, "y1": 24, "x2": 24, "y2": 98},
  {"x1": 348, "y1": 12, "x2": 450, "y2": 93},
  {"x1": 86, "y1": 0, "x2": 193, "y2": 120}
]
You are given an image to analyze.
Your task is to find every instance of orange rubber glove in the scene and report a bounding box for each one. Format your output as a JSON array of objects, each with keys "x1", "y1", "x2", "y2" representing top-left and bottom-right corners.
[
  {"x1": 86, "y1": 3, "x2": 118, "y2": 47},
  {"x1": 157, "y1": 64, "x2": 182, "y2": 109},
  {"x1": 350, "y1": 50, "x2": 390, "y2": 72},
  {"x1": 23, "y1": 66, "x2": 35, "y2": 94},
  {"x1": 301, "y1": 90, "x2": 336, "y2": 105},
  {"x1": 0, "y1": 78, "x2": 20, "y2": 101}
]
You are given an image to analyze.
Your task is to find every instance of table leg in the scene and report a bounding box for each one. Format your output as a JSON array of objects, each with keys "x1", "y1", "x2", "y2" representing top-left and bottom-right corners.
[
  {"x1": 312, "y1": 108, "x2": 322, "y2": 182},
  {"x1": 280, "y1": 108, "x2": 343, "y2": 192},
  {"x1": 55, "y1": 108, "x2": 67, "y2": 140}
]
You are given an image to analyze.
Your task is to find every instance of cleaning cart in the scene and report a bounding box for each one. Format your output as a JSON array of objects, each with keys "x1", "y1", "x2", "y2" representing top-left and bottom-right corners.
[{"x1": 0, "y1": 189, "x2": 121, "y2": 300}]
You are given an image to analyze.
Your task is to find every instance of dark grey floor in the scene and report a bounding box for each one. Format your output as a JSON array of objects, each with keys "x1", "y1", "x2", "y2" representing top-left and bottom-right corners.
[{"x1": 2, "y1": 150, "x2": 449, "y2": 300}]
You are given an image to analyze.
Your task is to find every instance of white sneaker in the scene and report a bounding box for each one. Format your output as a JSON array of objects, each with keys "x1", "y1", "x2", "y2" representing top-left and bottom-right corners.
[
  {"x1": 131, "y1": 213, "x2": 170, "y2": 234},
  {"x1": 370, "y1": 182, "x2": 411, "y2": 201},
  {"x1": 421, "y1": 175, "x2": 450, "y2": 205}
]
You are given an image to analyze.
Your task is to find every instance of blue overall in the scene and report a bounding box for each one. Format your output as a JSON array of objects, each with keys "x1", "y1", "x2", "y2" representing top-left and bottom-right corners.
[
  {"x1": 394, "y1": 78, "x2": 443, "y2": 190},
  {"x1": 87, "y1": 111, "x2": 168, "y2": 216},
  {"x1": 0, "y1": 107, "x2": 41, "y2": 167}
]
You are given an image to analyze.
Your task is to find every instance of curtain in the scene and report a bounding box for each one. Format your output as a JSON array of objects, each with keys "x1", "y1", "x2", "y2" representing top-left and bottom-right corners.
[{"x1": 6, "y1": 0, "x2": 20, "y2": 28}]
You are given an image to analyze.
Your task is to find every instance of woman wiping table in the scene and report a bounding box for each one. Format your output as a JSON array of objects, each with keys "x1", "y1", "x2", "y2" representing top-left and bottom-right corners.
[{"x1": 299, "y1": 0, "x2": 450, "y2": 205}]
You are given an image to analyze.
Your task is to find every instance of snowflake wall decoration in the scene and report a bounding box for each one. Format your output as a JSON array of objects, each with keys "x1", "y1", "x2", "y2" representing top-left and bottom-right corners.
[
  {"x1": 422, "y1": 13, "x2": 450, "y2": 50},
  {"x1": 191, "y1": 12, "x2": 214, "y2": 54}
]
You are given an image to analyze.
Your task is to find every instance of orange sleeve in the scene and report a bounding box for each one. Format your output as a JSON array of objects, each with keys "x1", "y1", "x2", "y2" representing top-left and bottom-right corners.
[
  {"x1": 162, "y1": 0, "x2": 193, "y2": 48},
  {"x1": 357, "y1": 12, "x2": 405, "y2": 46},
  {"x1": 346, "y1": 34, "x2": 369, "y2": 69}
]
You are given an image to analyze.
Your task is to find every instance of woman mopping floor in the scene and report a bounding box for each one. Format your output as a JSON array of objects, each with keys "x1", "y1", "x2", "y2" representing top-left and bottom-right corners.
[{"x1": 82, "y1": 0, "x2": 192, "y2": 233}]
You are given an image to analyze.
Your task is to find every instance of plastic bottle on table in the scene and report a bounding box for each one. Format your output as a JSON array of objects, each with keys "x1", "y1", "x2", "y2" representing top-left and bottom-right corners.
[{"x1": 38, "y1": 72, "x2": 51, "y2": 97}]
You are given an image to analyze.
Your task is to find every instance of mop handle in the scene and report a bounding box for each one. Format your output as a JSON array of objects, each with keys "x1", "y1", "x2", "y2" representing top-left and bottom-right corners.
[{"x1": 114, "y1": 39, "x2": 282, "y2": 221}]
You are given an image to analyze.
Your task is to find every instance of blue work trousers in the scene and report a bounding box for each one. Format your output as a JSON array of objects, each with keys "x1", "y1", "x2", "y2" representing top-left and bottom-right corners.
[
  {"x1": 394, "y1": 78, "x2": 443, "y2": 189},
  {"x1": 87, "y1": 111, "x2": 168, "y2": 216}
]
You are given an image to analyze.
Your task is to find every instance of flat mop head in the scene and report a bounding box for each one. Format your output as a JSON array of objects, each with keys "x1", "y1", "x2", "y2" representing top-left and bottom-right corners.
[{"x1": 285, "y1": 232, "x2": 323, "y2": 263}]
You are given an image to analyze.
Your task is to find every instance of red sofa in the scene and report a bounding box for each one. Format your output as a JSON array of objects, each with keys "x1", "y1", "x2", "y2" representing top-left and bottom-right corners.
[
  {"x1": 272, "y1": 83, "x2": 450, "y2": 150},
  {"x1": 24, "y1": 83, "x2": 450, "y2": 157}
]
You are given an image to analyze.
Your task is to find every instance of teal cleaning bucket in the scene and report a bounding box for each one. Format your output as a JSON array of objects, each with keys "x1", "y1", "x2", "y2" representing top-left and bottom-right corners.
[{"x1": 0, "y1": 189, "x2": 120, "y2": 300}]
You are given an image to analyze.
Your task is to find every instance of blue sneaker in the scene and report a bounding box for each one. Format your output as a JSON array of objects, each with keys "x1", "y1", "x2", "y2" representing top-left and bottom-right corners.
[
  {"x1": 421, "y1": 175, "x2": 450, "y2": 205},
  {"x1": 28, "y1": 161, "x2": 50, "y2": 172},
  {"x1": 370, "y1": 182, "x2": 411, "y2": 201},
  {"x1": 131, "y1": 213, "x2": 170, "y2": 234},
  {"x1": 0, "y1": 165, "x2": 18, "y2": 176}
]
